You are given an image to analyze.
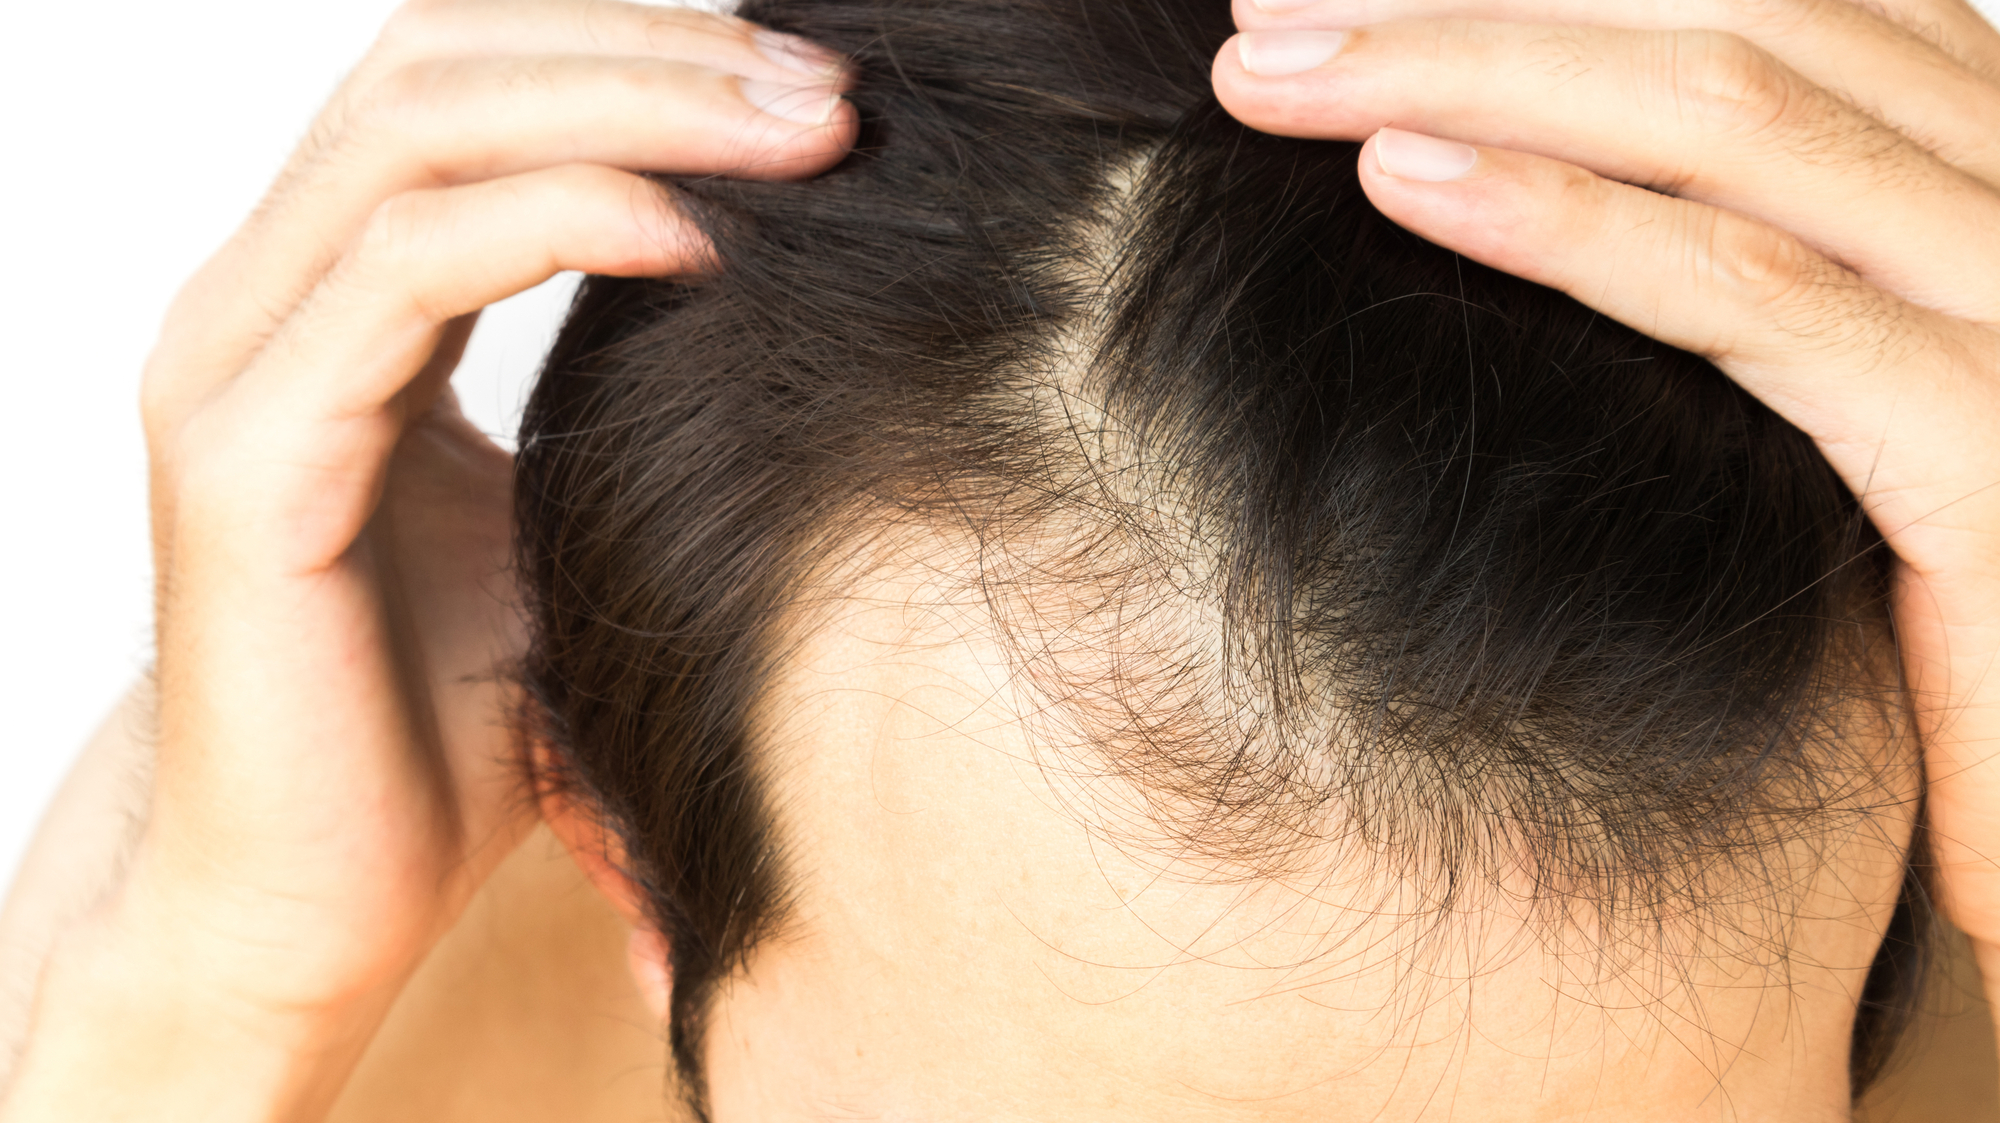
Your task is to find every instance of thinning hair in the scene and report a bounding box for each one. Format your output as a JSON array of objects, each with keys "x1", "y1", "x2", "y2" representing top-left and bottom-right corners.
[{"x1": 515, "y1": 0, "x2": 1923, "y2": 1112}]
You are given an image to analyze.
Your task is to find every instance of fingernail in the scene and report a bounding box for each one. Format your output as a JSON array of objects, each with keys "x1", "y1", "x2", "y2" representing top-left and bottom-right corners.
[
  {"x1": 1373, "y1": 127, "x2": 1478, "y2": 182},
  {"x1": 1253, "y1": 0, "x2": 1323, "y2": 10},
  {"x1": 753, "y1": 29, "x2": 843, "y2": 78},
  {"x1": 740, "y1": 78, "x2": 843, "y2": 125},
  {"x1": 1236, "y1": 30, "x2": 1350, "y2": 76}
]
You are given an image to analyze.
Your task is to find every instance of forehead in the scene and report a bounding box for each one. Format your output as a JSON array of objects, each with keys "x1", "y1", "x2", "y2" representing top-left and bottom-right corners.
[
  {"x1": 714, "y1": 558, "x2": 1397, "y2": 1118},
  {"x1": 698, "y1": 544, "x2": 1893, "y2": 1123}
]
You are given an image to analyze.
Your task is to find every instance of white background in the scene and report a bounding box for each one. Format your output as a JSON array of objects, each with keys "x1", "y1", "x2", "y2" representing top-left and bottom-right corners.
[{"x1": 3, "y1": 0, "x2": 1998, "y2": 895}]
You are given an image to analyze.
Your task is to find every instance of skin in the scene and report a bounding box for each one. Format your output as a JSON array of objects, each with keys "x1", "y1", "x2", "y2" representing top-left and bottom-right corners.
[{"x1": 4, "y1": 0, "x2": 2000, "y2": 1119}]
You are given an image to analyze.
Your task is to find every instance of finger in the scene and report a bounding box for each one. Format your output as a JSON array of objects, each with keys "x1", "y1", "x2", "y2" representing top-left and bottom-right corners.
[
  {"x1": 1353, "y1": 128, "x2": 2000, "y2": 576},
  {"x1": 1231, "y1": 0, "x2": 2000, "y2": 178},
  {"x1": 146, "y1": 57, "x2": 853, "y2": 427},
  {"x1": 1235, "y1": 0, "x2": 2000, "y2": 81},
  {"x1": 170, "y1": 164, "x2": 703, "y2": 572},
  {"x1": 324, "y1": 5, "x2": 851, "y2": 196},
  {"x1": 367, "y1": 0, "x2": 845, "y2": 82},
  {"x1": 273, "y1": 54, "x2": 852, "y2": 271},
  {"x1": 283, "y1": 3, "x2": 855, "y2": 312},
  {"x1": 336, "y1": 55, "x2": 855, "y2": 188},
  {"x1": 274, "y1": 163, "x2": 702, "y2": 418},
  {"x1": 1907, "y1": 571, "x2": 2000, "y2": 949},
  {"x1": 1213, "y1": 21, "x2": 2000, "y2": 321}
]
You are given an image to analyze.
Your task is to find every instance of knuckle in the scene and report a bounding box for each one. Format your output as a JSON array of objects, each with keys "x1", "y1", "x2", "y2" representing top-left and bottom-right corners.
[
  {"x1": 1549, "y1": 160, "x2": 1606, "y2": 220},
  {"x1": 1663, "y1": 30, "x2": 1797, "y2": 138},
  {"x1": 351, "y1": 191, "x2": 445, "y2": 301},
  {"x1": 349, "y1": 58, "x2": 450, "y2": 139},
  {"x1": 1713, "y1": 216, "x2": 1815, "y2": 308},
  {"x1": 1659, "y1": 26, "x2": 1917, "y2": 192},
  {"x1": 358, "y1": 191, "x2": 421, "y2": 260},
  {"x1": 323, "y1": 3, "x2": 464, "y2": 159},
  {"x1": 1705, "y1": 215, "x2": 1888, "y2": 356},
  {"x1": 302, "y1": 64, "x2": 437, "y2": 175}
]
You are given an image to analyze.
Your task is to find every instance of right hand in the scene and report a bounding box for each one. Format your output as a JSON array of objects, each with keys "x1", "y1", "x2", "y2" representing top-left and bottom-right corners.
[{"x1": 1, "y1": 3, "x2": 853, "y2": 1118}]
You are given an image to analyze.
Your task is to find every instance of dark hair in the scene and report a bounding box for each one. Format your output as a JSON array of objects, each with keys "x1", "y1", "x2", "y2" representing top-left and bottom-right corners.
[{"x1": 515, "y1": 0, "x2": 1924, "y2": 1112}]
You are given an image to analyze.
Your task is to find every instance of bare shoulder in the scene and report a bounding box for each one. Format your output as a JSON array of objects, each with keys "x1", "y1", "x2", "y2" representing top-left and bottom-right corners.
[{"x1": 328, "y1": 826, "x2": 681, "y2": 1123}]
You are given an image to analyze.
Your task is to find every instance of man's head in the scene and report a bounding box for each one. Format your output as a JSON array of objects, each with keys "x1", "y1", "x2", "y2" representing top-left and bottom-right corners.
[{"x1": 519, "y1": 0, "x2": 1921, "y2": 1117}]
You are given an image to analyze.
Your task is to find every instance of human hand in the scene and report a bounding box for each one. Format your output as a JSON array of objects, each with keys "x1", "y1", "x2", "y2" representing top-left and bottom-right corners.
[
  {"x1": 1, "y1": 2, "x2": 852, "y2": 1117},
  {"x1": 1212, "y1": 0, "x2": 2000, "y2": 998}
]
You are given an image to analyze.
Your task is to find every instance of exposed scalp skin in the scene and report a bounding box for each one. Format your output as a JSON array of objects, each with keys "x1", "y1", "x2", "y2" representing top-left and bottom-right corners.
[{"x1": 512, "y1": 0, "x2": 1924, "y2": 1113}]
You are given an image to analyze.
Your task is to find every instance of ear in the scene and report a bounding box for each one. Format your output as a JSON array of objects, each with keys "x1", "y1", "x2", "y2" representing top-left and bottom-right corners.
[
  {"x1": 625, "y1": 925, "x2": 672, "y2": 1026},
  {"x1": 537, "y1": 768, "x2": 672, "y2": 1024},
  {"x1": 538, "y1": 779, "x2": 646, "y2": 923}
]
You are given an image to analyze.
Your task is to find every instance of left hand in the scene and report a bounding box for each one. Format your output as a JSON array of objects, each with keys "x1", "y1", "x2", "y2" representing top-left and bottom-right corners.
[
  {"x1": 0, "y1": 5, "x2": 856, "y2": 1119},
  {"x1": 1211, "y1": 0, "x2": 2000, "y2": 983}
]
